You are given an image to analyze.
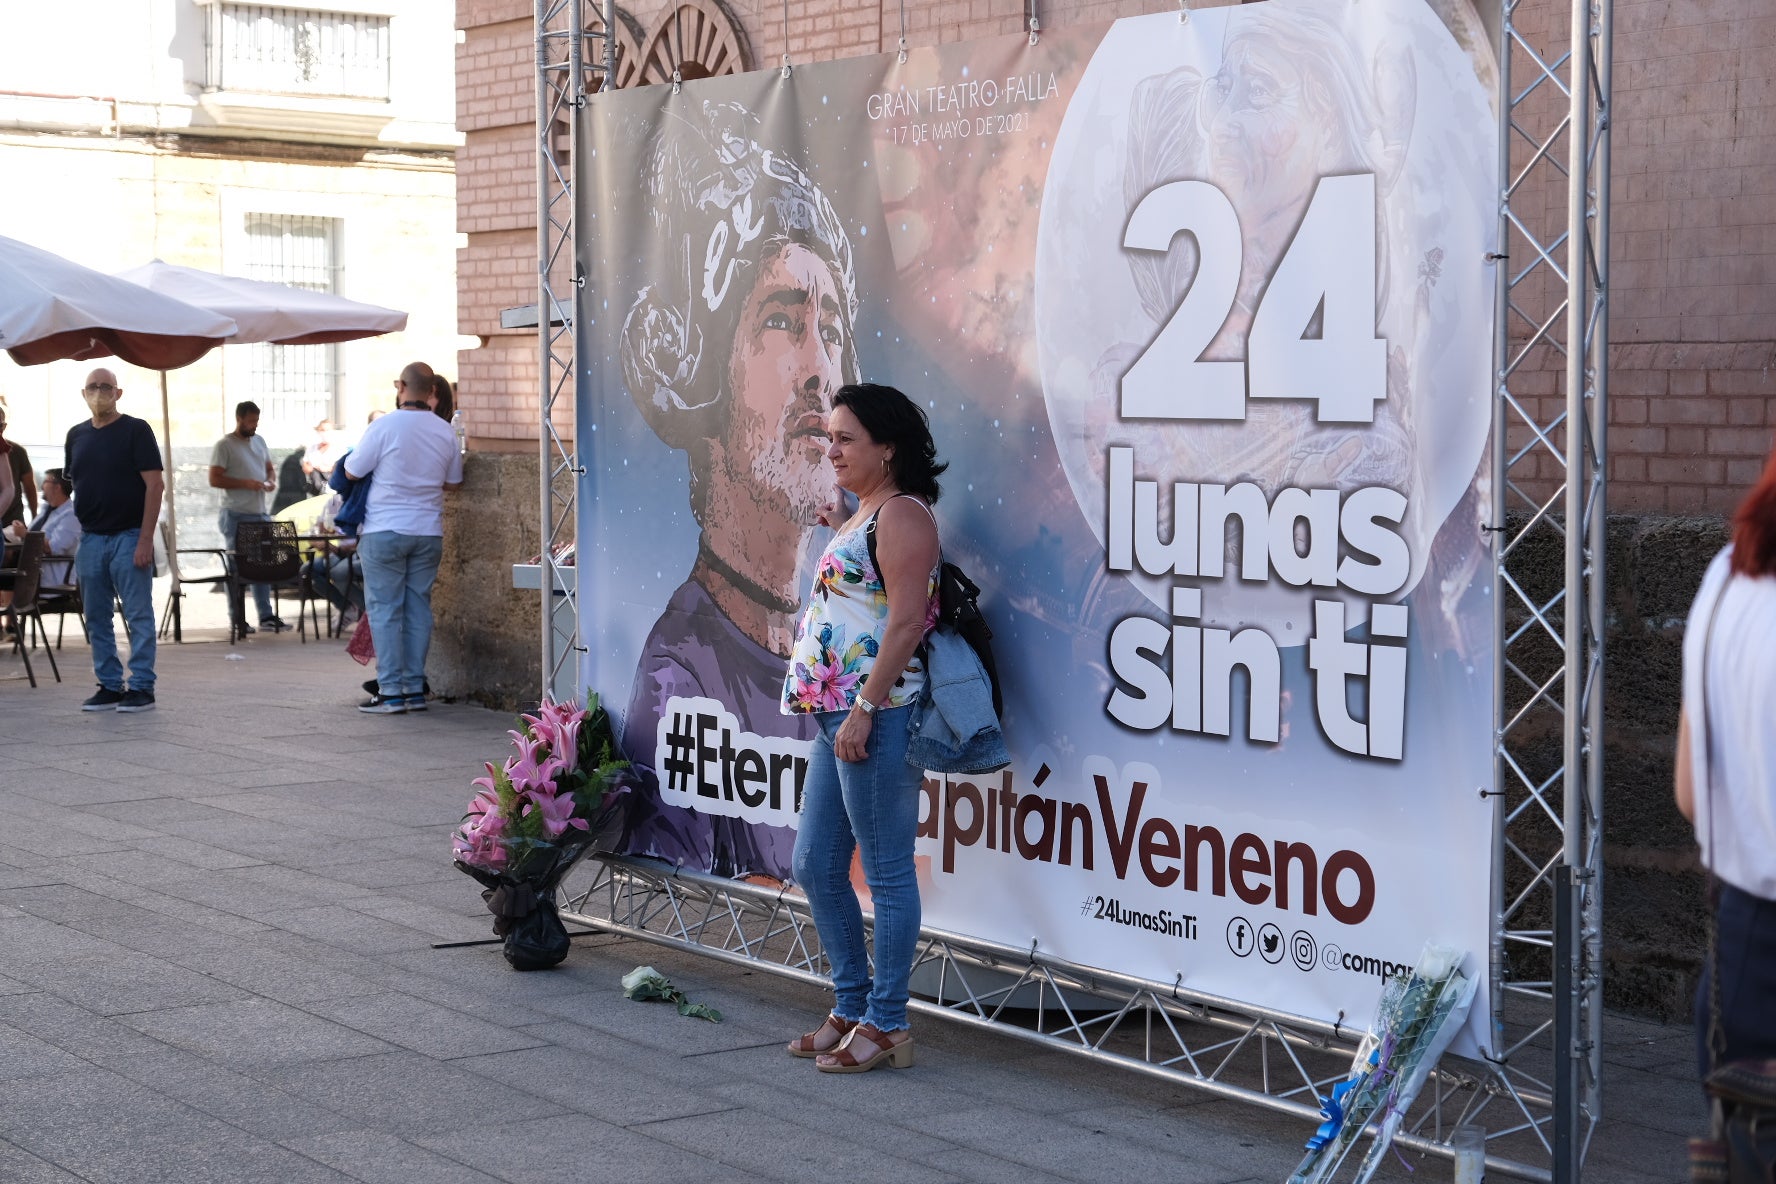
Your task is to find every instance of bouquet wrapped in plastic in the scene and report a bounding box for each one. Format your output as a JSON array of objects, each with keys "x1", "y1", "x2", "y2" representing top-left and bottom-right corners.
[
  {"x1": 452, "y1": 695, "x2": 628, "y2": 970},
  {"x1": 1288, "y1": 943, "x2": 1478, "y2": 1184}
]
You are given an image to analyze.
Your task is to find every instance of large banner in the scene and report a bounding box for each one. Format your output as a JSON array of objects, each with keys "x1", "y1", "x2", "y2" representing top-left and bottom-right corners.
[{"x1": 577, "y1": 0, "x2": 1500, "y2": 1052}]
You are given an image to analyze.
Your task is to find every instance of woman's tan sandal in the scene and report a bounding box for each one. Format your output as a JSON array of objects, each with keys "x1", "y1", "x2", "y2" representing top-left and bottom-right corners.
[
  {"x1": 815, "y1": 1023, "x2": 914, "y2": 1073},
  {"x1": 787, "y1": 1013, "x2": 857, "y2": 1058}
]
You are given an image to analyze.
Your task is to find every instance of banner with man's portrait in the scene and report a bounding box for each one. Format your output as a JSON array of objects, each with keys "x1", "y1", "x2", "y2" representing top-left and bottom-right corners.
[{"x1": 576, "y1": 0, "x2": 1501, "y2": 1052}]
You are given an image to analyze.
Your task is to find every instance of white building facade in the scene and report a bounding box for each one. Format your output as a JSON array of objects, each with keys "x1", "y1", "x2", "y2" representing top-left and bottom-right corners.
[{"x1": 0, "y1": 0, "x2": 460, "y2": 498}]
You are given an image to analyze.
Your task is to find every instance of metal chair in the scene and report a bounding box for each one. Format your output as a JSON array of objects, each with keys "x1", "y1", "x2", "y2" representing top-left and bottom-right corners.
[
  {"x1": 232, "y1": 520, "x2": 303, "y2": 639},
  {"x1": 36, "y1": 573, "x2": 81, "y2": 648},
  {"x1": 4, "y1": 531, "x2": 60, "y2": 687},
  {"x1": 158, "y1": 520, "x2": 234, "y2": 643}
]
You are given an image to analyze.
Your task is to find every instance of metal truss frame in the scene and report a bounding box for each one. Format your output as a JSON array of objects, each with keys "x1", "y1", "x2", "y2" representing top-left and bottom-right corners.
[
  {"x1": 562, "y1": 855, "x2": 1554, "y2": 1179},
  {"x1": 1489, "y1": 0, "x2": 1611, "y2": 1176},
  {"x1": 536, "y1": 0, "x2": 579, "y2": 698},
  {"x1": 536, "y1": 0, "x2": 1610, "y2": 1175}
]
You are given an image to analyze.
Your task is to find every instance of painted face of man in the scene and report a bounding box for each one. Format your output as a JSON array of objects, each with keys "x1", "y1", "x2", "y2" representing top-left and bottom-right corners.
[{"x1": 721, "y1": 241, "x2": 850, "y2": 526}]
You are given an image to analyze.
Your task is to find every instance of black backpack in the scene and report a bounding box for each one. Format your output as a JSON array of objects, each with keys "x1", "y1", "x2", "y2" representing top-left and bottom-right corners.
[{"x1": 866, "y1": 515, "x2": 1003, "y2": 716}]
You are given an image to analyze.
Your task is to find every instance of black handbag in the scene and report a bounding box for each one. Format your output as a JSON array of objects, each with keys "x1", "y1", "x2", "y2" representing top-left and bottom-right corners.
[{"x1": 1688, "y1": 573, "x2": 1776, "y2": 1184}]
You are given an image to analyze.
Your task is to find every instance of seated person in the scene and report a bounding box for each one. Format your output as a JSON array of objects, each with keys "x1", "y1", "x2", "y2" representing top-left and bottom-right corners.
[
  {"x1": 302, "y1": 491, "x2": 362, "y2": 624},
  {"x1": 2, "y1": 467, "x2": 80, "y2": 590}
]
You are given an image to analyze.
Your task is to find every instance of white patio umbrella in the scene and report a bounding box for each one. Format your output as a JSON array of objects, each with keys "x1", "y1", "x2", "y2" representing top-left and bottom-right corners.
[
  {"x1": 114, "y1": 260, "x2": 409, "y2": 558},
  {"x1": 116, "y1": 260, "x2": 407, "y2": 345},
  {"x1": 0, "y1": 235, "x2": 239, "y2": 370}
]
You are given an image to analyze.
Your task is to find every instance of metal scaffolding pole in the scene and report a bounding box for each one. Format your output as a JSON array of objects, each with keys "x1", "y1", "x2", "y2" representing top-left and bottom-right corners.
[
  {"x1": 1492, "y1": 0, "x2": 1611, "y2": 1172},
  {"x1": 537, "y1": 0, "x2": 584, "y2": 704}
]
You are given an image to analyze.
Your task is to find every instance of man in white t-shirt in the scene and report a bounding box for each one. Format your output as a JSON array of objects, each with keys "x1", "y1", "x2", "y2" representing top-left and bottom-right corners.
[
  {"x1": 209, "y1": 401, "x2": 287, "y2": 635},
  {"x1": 342, "y1": 362, "x2": 463, "y2": 713}
]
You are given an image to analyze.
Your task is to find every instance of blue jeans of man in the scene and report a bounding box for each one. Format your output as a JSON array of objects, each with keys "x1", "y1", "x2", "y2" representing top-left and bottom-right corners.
[
  {"x1": 218, "y1": 509, "x2": 275, "y2": 625},
  {"x1": 791, "y1": 704, "x2": 924, "y2": 1032},
  {"x1": 76, "y1": 529, "x2": 156, "y2": 693},
  {"x1": 356, "y1": 531, "x2": 443, "y2": 698}
]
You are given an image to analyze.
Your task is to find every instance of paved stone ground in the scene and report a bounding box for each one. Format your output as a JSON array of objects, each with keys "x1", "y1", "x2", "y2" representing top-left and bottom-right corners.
[{"x1": 0, "y1": 594, "x2": 1704, "y2": 1183}]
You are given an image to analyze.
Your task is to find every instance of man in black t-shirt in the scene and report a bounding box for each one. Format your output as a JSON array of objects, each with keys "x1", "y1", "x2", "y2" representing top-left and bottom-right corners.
[{"x1": 63, "y1": 368, "x2": 164, "y2": 713}]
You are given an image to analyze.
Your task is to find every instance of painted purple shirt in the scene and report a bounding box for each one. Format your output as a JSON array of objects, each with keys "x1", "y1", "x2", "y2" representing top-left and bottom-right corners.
[{"x1": 618, "y1": 577, "x2": 814, "y2": 881}]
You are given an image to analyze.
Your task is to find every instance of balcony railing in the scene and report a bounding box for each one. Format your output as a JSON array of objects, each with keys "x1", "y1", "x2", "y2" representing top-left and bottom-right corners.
[{"x1": 208, "y1": 5, "x2": 390, "y2": 101}]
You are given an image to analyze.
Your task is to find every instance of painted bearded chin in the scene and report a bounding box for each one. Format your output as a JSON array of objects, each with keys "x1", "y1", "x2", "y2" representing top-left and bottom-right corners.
[{"x1": 723, "y1": 395, "x2": 832, "y2": 529}]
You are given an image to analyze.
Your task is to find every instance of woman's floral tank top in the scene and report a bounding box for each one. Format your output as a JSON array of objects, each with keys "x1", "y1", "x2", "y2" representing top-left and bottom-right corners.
[{"x1": 781, "y1": 497, "x2": 940, "y2": 715}]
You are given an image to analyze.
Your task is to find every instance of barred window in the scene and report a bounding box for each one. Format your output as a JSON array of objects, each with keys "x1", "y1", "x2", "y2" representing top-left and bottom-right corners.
[
  {"x1": 211, "y1": 5, "x2": 391, "y2": 100},
  {"x1": 244, "y1": 214, "x2": 340, "y2": 435}
]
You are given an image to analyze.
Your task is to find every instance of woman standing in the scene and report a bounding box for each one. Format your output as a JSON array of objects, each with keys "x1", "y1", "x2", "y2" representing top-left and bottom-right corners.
[
  {"x1": 783, "y1": 383, "x2": 943, "y2": 1073},
  {"x1": 1676, "y1": 435, "x2": 1776, "y2": 1078}
]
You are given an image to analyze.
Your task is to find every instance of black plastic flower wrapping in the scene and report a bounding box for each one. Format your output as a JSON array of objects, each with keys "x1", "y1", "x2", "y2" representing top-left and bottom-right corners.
[{"x1": 452, "y1": 694, "x2": 629, "y2": 970}]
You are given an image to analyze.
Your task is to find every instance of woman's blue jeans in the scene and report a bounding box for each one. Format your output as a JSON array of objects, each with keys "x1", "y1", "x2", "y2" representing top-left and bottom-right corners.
[{"x1": 792, "y1": 704, "x2": 923, "y2": 1032}]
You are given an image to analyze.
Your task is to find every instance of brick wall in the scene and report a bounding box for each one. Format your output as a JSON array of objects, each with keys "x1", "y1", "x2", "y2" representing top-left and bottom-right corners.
[
  {"x1": 1607, "y1": 0, "x2": 1776, "y2": 512},
  {"x1": 455, "y1": 0, "x2": 1776, "y2": 489}
]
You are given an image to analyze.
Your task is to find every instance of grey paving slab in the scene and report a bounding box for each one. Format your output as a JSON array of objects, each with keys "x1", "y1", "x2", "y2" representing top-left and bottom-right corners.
[
  {"x1": 251, "y1": 930, "x2": 414, "y2": 980},
  {"x1": 61, "y1": 846, "x2": 247, "y2": 890},
  {"x1": 0, "y1": 1021, "x2": 94, "y2": 1081},
  {"x1": 0, "y1": 1065, "x2": 244, "y2": 1161},
  {"x1": 0, "y1": 1139, "x2": 88, "y2": 1184},
  {"x1": 97, "y1": 1044, "x2": 366, "y2": 1143},
  {"x1": 124, "y1": 833, "x2": 270, "y2": 869},
  {"x1": 9, "y1": 949, "x2": 248, "y2": 1016},
  {"x1": 277, "y1": 1130, "x2": 508, "y2": 1184},
  {"x1": 363, "y1": 958, "x2": 590, "y2": 1024},
  {"x1": 0, "y1": 866, "x2": 60, "y2": 892},
  {"x1": 145, "y1": 941, "x2": 389, "y2": 1006},
  {"x1": 906, "y1": 1148, "x2": 1079, "y2": 1184},
  {"x1": 269, "y1": 904, "x2": 443, "y2": 954},
  {"x1": 352, "y1": 896, "x2": 491, "y2": 940},
  {"x1": 116, "y1": 998, "x2": 397, "y2": 1068},
  {"x1": 631, "y1": 1105, "x2": 958, "y2": 1184},
  {"x1": 298, "y1": 992, "x2": 550, "y2": 1059},
  {"x1": 912, "y1": 1104, "x2": 1273, "y2": 1184},
  {"x1": 253, "y1": 1050, "x2": 574, "y2": 1136},
  {"x1": 0, "y1": 912, "x2": 156, "y2": 965},
  {"x1": 415, "y1": 1113, "x2": 758, "y2": 1184},
  {"x1": 79, "y1": 881, "x2": 281, "y2": 937},
  {"x1": 0, "y1": 840, "x2": 55, "y2": 869},
  {"x1": 301, "y1": 854, "x2": 451, "y2": 889},
  {"x1": 56, "y1": 1136, "x2": 360, "y2": 1184},
  {"x1": 0, "y1": 991, "x2": 182, "y2": 1066},
  {"x1": 451, "y1": 1044, "x2": 735, "y2": 1126}
]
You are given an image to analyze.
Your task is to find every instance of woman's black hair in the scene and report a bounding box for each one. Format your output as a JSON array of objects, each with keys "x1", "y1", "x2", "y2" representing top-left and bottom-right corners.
[
  {"x1": 833, "y1": 383, "x2": 946, "y2": 504},
  {"x1": 430, "y1": 375, "x2": 455, "y2": 422}
]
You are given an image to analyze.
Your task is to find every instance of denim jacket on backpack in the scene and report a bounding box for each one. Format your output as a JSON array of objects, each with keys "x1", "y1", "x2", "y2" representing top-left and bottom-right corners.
[
  {"x1": 904, "y1": 625, "x2": 1010, "y2": 775},
  {"x1": 327, "y1": 449, "x2": 372, "y2": 536}
]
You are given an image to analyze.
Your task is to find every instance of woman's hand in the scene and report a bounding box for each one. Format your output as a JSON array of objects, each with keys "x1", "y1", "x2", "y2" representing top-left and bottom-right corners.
[
  {"x1": 815, "y1": 482, "x2": 848, "y2": 529},
  {"x1": 835, "y1": 704, "x2": 873, "y2": 763}
]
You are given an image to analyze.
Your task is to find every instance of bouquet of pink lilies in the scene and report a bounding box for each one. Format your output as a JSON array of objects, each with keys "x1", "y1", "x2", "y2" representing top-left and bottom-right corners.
[{"x1": 452, "y1": 694, "x2": 627, "y2": 969}]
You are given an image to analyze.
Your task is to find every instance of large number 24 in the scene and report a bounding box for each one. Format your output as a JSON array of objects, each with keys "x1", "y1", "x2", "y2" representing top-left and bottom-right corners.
[{"x1": 1120, "y1": 173, "x2": 1385, "y2": 425}]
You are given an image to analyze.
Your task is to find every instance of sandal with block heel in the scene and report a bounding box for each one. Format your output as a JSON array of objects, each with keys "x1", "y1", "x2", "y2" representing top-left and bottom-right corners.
[
  {"x1": 815, "y1": 1023, "x2": 914, "y2": 1073},
  {"x1": 787, "y1": 1012, "x2": 857, "y2": 1058}
]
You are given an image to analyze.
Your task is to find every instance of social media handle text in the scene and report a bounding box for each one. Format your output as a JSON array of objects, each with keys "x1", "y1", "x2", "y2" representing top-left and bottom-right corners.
[{"x1": 1082, "y1": 894, "x2": 1198, "y2": 942}]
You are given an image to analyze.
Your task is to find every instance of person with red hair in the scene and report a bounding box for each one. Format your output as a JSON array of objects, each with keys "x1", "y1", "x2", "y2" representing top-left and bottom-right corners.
[{"x1": 1675, "y1": 434, "x2": 1776, "y2": 1080}]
